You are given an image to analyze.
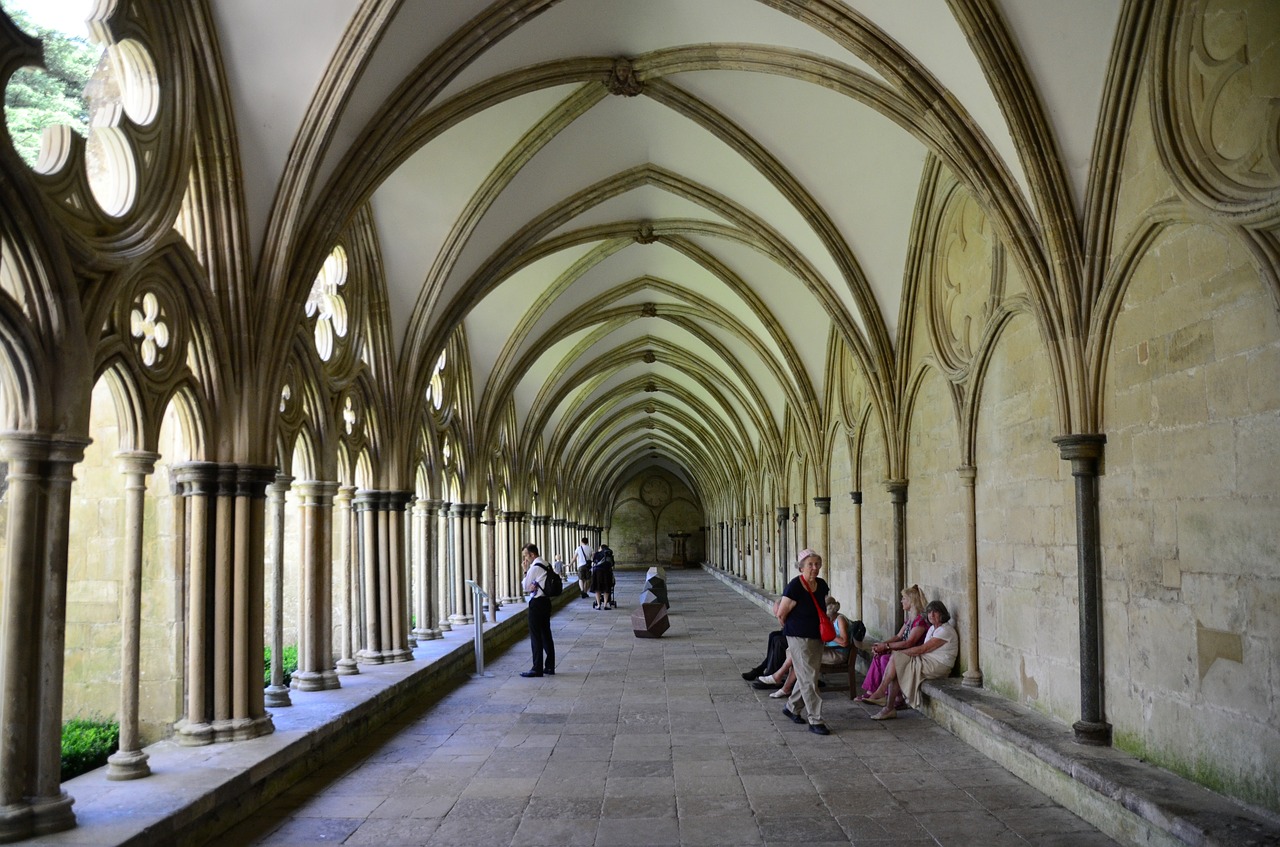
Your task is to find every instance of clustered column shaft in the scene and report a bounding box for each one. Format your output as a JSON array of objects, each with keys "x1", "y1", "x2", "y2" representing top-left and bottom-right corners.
[
  {"x1": 0, "y1": 434, "x2": 89, "y2": 840},
  {"x1": 171, "y1": 462, "x2": 275, "y2": 746}
]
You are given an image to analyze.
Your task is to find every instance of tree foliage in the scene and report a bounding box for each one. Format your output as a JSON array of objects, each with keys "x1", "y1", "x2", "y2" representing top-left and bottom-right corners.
[{"x1": 3, "y1": 7, "x2": 98, "y2": 167}]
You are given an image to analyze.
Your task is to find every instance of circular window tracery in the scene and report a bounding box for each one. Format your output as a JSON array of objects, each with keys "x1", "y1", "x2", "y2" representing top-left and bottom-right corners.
[
  {"x1": 2, "y1": 3, "x2": 162, "y2": 219},
  {"x1": 305, "y1": 246, "x2": 349, "y2": 361},
  {"x1": 129, "y1": 290, "x2": 169, "y2": 367}
]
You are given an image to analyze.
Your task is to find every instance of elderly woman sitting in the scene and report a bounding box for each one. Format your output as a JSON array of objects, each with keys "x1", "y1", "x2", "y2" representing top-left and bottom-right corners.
[{"x1": 869, "y1": 600, "x2": 958, "y2": 720}]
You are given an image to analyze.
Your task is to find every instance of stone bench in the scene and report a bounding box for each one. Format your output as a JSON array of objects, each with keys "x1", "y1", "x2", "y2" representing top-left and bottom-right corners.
[{"x1": 920, "y1": 677, "x2": 1280, "y2": 847}]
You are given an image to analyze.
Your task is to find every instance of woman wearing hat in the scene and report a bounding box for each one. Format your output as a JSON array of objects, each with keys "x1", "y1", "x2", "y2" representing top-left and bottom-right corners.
[{"x1": 773, "y1": 548, "x2": 832, "y2": 735}]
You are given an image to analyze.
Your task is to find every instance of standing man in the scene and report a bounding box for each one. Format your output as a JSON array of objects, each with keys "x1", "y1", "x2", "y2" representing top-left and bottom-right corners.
[
  {"x1": 574, "y1": 536, "x2": 593, "y2": 598},
  {"x1": 520, "y1": 543, "x2": 555, "y2": 677}
]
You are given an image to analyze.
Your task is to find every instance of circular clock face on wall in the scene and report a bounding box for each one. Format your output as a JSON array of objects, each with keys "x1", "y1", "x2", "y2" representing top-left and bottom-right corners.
[{"x1": 640, "y1": 476, "x2": 671, "y2": 507}]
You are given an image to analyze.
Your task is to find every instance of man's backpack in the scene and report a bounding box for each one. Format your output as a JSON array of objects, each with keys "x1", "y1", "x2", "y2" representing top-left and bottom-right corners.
[{"x1": 538, "y1": 562, "x2": 563, "y2": 597}]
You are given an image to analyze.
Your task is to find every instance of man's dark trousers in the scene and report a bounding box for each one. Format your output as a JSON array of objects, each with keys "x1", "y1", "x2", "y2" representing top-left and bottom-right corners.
[{"x1": 528, "y1": 595, "x2": 555, "y2": 672}]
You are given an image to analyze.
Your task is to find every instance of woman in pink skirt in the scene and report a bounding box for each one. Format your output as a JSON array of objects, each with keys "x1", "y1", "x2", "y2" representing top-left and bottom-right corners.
[{"x1": 855, "y1": 584, "x2": 928, "y2": 705}]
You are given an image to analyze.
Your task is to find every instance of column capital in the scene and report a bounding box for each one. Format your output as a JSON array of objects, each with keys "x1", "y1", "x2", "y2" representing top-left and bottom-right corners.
[
  {"x1": 956, "y1": 465, "x2": 976, "y2": 484},
  {"x1": 292, "y1": 479, "x2": 340, "y2": 500},
  {"x1": 812, "y1": 496, "x2": 831, "y2": 515},
  {"x1": 114, "y1": 450, "x2": 161, "y2": 476},
  {"x1": 885, "y1": 479, "x2": 908, "y2": 503},
  {"x1": 0, "y1": 431, "x2": 92, "y2": 464},
  {"x1": 1053, "y1": 433, "x2": 1106, "y2": 469},
  {"x1": 849, "y1": 490, "x2": 862, "y2": 505}
]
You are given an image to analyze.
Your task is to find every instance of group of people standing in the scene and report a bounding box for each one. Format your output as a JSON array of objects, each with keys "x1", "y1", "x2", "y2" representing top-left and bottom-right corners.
[
  {"x1": 750, "y1": 549, "x2": 959, "y2": 734},
  {"x1": 574, "y1": 537, "x2": 616, "y2": 610}
]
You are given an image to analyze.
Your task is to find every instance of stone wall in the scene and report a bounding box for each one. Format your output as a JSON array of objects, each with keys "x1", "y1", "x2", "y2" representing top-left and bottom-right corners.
[
  {"x1": 1101, "y1": 220, "x2": 1280, "y2": 807},
  {"x1": 610, "y1": 467, "x2": 704, "y2": 565}
]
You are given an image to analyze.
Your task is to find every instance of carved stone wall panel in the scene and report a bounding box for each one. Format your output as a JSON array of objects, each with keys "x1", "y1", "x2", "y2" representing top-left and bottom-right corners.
[
  {"x1": 1155, "y1": 0, "x2": 1280, "y2": 224},
  {"x1": 928, "y1": 189, "x2": 996, "y2": 378}
]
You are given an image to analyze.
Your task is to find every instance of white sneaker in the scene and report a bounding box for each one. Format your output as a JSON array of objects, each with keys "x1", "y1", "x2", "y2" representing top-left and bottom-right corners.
[
  {"x1": 757, "y1": 674, "x2": 776, "y2": 685},
  {"x1": 769, "y1": 688, "x2": 789, "y2": 699}
]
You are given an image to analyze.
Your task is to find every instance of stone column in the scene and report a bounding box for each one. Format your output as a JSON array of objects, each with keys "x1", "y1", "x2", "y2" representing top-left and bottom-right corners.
[
  {"x1": 291, "y1": 480, "x2": 340, "y2": 691},
  {"x1": 0, "y1": 434, "x2": 90, "y2": 840},
  {"x1": 483, "y1": 510, "x2": 498, "y2": 622},
  {"x1": 849, "y1": 491, "x2": 863, "y2": 620},
  {"x1": 958, "y1": 466, "x2": 982, "y2": 687},
  {"x1": 264, "y1": 474, "x2": 294, "y2": 706},
  {"x1": 172, "y1": 462, "x2": 275, "y2": 746},
  {"x1": 355, "y1": 491, "x2": 382, "y2": 662},
  {"x1": 886, "y1": 479, "x2": 909, "y2": 631},
  {"x1": 412, "y1": 498, "x2": 441, "y2": 641},
  {"x1": 552, "y1": 517, "x2": 565, "y2": 564},
  {"x1": 387, "y1": 492, "x2": 413, "y2": 661},
  {"x1": 447, "y1": 502, "x2": 468, "y2": 625},
  {"x1": 1054, "y1": 434, "x2": 1111, "y2": 746},
  {"x1": 531, "y1": 514, "x2": 549, "y2": 572},
  {"x1": 353, "y1": 491, "x2": 414, "y2": 663},
  {"x1": 776, "y1": 507, "x2": 789, "y2": 592},
  {"x1": 813, "y1": 496, "x2": 831, "y2": 569},
  {"x1": 435, "y1": 501, "x2": 452, "y2": 632},
  {"x1": 106, "y1": 451, "x2": 160, "y2": 780},
  {"x1": 334, "y1": 485, "x2": 360, "y2": 673}
]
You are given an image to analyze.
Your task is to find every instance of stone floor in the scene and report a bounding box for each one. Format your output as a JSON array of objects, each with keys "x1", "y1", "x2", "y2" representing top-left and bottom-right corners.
[{"x1": 214, "y1": 568, "x2": 1117, "y2": 847}]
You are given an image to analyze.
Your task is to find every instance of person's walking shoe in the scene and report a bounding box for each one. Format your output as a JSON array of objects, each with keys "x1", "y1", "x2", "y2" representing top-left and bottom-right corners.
[
  {"x1": 752, "y1": 680, "x2": 778, "y2": 690},
  {"x1": 769, "y1": 688, "x2": 790, "y2": 699},
  {"x1": 519, "y1": 670, "x2": 544, "y2": 678},
  {"x1": 544, "y1": 668, "x2": 555, "y2": 675},
  {"x1": 808, "y1": 723, "x2": 831, "y2": 735},
  {"x1": 782, "y1": 707, "x2": 805, "y2": 724},
  {"x1": 741, "y1": 665, "x2": 765, "y2": 681},
  {"x1": 870, "y1": 707, "x2": 897, "y2": 720}
]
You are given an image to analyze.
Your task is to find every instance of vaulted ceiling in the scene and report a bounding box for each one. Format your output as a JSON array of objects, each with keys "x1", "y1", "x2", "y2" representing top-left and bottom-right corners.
[{"x1": 217, "y1": 0, "x2": 1121, "y2": 507}]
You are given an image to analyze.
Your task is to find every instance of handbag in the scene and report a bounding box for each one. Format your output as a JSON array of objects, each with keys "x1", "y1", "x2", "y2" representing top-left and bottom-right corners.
[{"x1": 806, "y1": 579, "x2": 836, "y2": 642}]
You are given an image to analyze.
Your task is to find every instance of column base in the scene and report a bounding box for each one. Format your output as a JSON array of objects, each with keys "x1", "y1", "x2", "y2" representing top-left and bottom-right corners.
[
  {"x1": 386, "y1": 648, "x2": 414, "y2": 663},
  {"x1": 962, "y1": 669, "x2": 984, "y2": 687},
  {"x1": 29, "y1": 791, "x2": 75, "y2": 836},
  {"x1": 220, "y1": 714, "x2": 275, "y2": 743},
  {"x1": 336, "y1": 658, "x2": 360, "y2": 675},
  {"x1": 264, "y1": 684, "x2": 293, "y2": 707},
  {"x1": 356, "y1": 649, "x2": 388, "y2": 665},
  {"x1": 173, "y1": 719, "x2": 215, "y2": 746},
  {"x1": 105, "y1": 748, "x2": 151, "y2": 780},
  {"x1": 412, "y1": 628, "x2": 442, "y2": 641},
  {"x1": 0, "y1": 802, "x2": 33, "y2": 843},
  {"x1": 1072, "y1": 719, "x2": 1112, "y2": 746},
  {"x1": 290, "y1": 669, "x2": 341, "y2": 691},
  {"x1": 436, "y1": 620, "x2": 453, "y2": 632}
]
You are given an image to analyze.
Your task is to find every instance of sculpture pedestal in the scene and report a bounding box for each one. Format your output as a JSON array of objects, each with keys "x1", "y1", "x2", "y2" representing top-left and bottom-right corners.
[{"x1": 631, "y1": 603, "x2": 670, "y2": 638}]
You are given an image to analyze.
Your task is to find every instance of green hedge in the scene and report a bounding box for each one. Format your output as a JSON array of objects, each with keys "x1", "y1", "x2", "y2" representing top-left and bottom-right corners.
[
  {"x1": 264, "y1": 644, "x2": 299, "y2": 687},
  {"x1": 62, "y1": 717, "x2": 119, "y2": 781}
]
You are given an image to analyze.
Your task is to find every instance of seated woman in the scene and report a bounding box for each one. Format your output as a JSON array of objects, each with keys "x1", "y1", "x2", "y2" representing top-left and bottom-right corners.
[
  {"x1": 869, "y1": 600, "x2": 958, "y2": 720},
  {"x1": 763, "y1": 597, "x2": 852, "y2": 699},
  {"x1": 855, "y1": 584, "x2": 928, "y2": 705}
]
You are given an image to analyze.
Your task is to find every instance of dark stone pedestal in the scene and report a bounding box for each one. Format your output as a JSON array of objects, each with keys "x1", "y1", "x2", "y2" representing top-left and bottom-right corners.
[{"x1": 632, "y1": 603, "x2": 669, "y2": 638}]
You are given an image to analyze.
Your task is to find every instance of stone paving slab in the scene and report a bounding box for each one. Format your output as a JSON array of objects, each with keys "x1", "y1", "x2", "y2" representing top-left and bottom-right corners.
[{"x1": 214, "y1": 568, "x2": 1119, "y2": 847}]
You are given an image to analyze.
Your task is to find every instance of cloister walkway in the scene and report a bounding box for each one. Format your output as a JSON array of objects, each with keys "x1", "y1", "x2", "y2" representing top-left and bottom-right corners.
[{"x1": 213, "y1": 568, "x2": 1116, "y2": 847}]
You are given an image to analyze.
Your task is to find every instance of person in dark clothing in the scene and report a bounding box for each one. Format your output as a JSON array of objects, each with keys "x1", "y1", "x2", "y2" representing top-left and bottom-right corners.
[
  {"x1": 591, "y1": 544, "x2": 615, "y2": 609},
  {"x1": 519, "y1": 543, "x2": 555, "y2": 677}
]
